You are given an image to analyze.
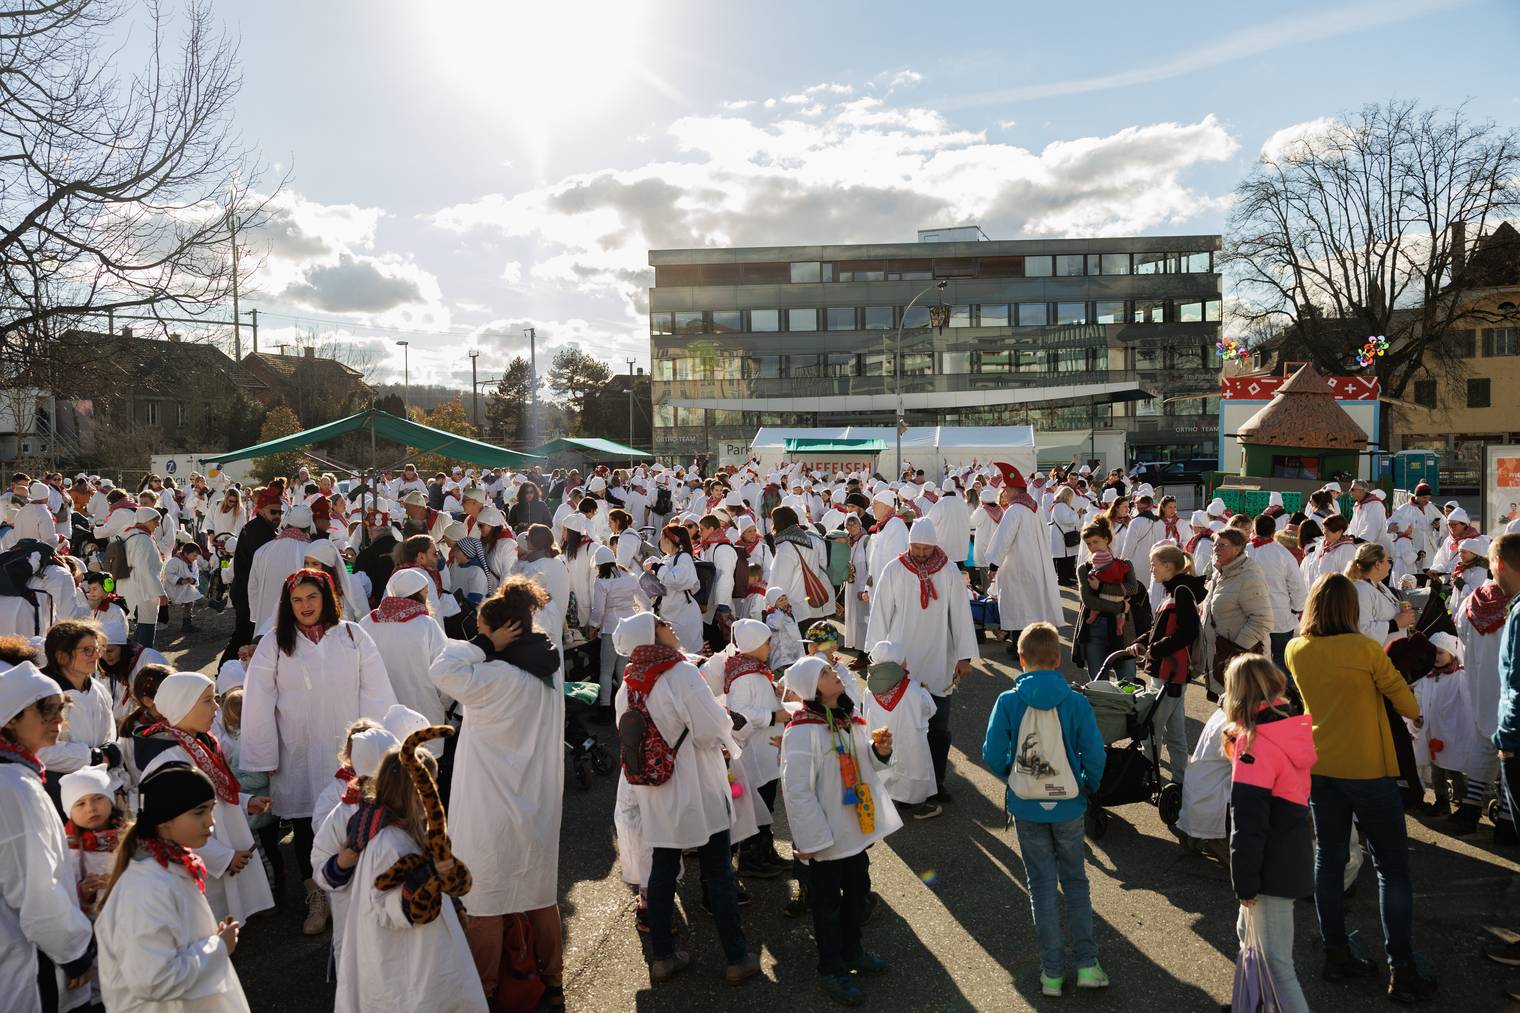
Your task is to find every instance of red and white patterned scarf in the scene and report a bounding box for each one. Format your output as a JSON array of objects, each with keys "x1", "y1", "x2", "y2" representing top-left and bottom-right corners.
[
  {"x1": 278, "y1": 527, "x2": 310, "y2": 543},
  {"x1": 624, "y1": 643, "x2": 684, "y2": 693},
  {"x1": 142, "y1": 720, "x2": 241, "y2": 804},
  {"x1": 1184, "y1": 529, "x2": 1213, "y2": 555},
  {"x1": 334, "y1": 765, "x2": 363, "y2": 805},
  {"x1": 1463, "y1": 580, "x2": 1515, "y2": 636},
  {"x1": 1011, "y1": 492, "x2": 1038, "y2": 513},
  {"x1": 142, "y1": 837, "x2": 207, "y2": 894},
  {"x1": 371, "y1": 597, "x2": 430, "y2": 623},
  {"x1": 1162, "y1": 515, "x2": 1182, "y2": 542},
  {"x1": 897, "y1": 547, "x2": 948, "y2": 609},
  {"x1": 723, "y1": 652, "x2": 774, "y2": 694},
  {"x1": 66, "y1": 821, "x2": 121, "y2": 853},
  {"x1": 982, "y1": 503, "x2": 1005, "y2": 525},
  {"x1": 0, "y1": 740, "x2": 44, "y2": 780}
]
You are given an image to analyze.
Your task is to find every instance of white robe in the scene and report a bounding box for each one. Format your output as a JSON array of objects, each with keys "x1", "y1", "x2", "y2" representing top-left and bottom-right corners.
[
  {"x1": 652, "y1": 552, "x2": 703, "y2": 653},
  {"x1": 725, "y1": 668, "x2": 783, "y2": 791},
  {"x1": 1300, "y1": 537, "x2": 1355, "y2": 587},
  {"x1": 1354, "y1": 578, "x2": 1403, "y2": 645},
  {"x1": 861, "y1": 681, "x2": 937, "y2": 804},
  {"x1": 968, "y1": 506, "x2": 1000, "y2": 568},
  {"x1": 781, "y1": 712, "x2": 902, "y2": 862},
  {"x1": 842, "y1": 536, "x2": 869, "y2": 650},
  {"x1": 311, "y1": 796, "x2": 361, "y2": 968},
  {"x1": 358, "y1": 612, "x2": 451, "y2": 727},
  {"x1": 1348, "y1": 498, "x2": 1388, "y2": 546},
  {"x1": 0, "y1": 766, "x2": 94, "y2": 1013},
  {"x1": 769, "y1": 532, "x2": 833, "y2": 625},
  {"x1": 1120, "y1": 513, "x2": 1164, "y2": 573},
  {"x1": 142, "y1": 746, "x2": 274, "y2": 923},
  {"x1": 864, "y1": 557, "x2": 978, "y2": 698},
  {"x1": 865, "y1": 516, "x2": 909, "y2": 586},
  {"x1": 1456, "y1": 593, "x2": 1505, "y2": 774},
  {"x1": 986, "y1": 502, "x2": 1064, "y2": 632},
  {"x1": 240, "y1": 622, "x2": 398, "y2": 818},
  {"x1": 928, "y1": 494, "x2": 972, "y2": 564},
  {"x1": 246, "y1": 535, "x2": 310, "y2": 632},
  {"x1": 564, "y1": 546, "x2": 597, "y2": 627},
  {"x1": 334, "y1": 826, "x2": 487, "y2": 1013},
  {"x1": 1048, "y1": 501, "x2": 1081, "y2": 558},
  {"x1": 95, "y1": 856, "x2": 249, "y2": 1013},
  {"x1": 614, "y1": 660, "x2": 738, "y2": 850},
  {"x1": 1176, "y1": 708, "x2": 1232, "y2": 840},
  {"x1": 38, "y1": 674, "x2": 124, "y2": 792},
  {"x1": 518, "y1": 556, "x2": 570, "y2": 660},
  {"x1": 699, "y1": 541, "x2": 739, "y2": 621},
  {"x1": 430, "y1": 639, "x2": 563, "y2": 916}
]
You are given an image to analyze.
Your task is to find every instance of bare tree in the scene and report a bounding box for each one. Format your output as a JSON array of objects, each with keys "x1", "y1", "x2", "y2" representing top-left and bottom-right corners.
[
  {"x1": 1224, "y1": 101, "x2": 1520, "y2": 420},
  {"x1": 0, "y1": 0, "x2": 277, "y2": 367}
]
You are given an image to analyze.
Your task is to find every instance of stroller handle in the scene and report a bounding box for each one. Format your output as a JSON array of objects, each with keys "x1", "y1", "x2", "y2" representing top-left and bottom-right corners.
[{"x1": 1092, "y1": 649, "x2": 1133, "y2": 683}]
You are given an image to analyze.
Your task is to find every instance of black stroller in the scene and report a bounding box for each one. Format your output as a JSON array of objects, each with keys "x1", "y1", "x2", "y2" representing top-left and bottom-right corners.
[
  {"x1": 1078, "y1": 651, "x2": 1182, "y2": 840},
  {"x1": 562, "y1": 640, "x2": 616, "y2": 790}
]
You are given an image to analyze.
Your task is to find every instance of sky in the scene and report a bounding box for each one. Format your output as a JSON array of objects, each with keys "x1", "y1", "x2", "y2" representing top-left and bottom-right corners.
[{"x1": 139, "y1": 0, "x2": 1520, "y2": 392}]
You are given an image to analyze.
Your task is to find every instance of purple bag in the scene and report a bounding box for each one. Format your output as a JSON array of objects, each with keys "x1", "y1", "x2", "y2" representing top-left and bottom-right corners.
[{"x1": 1232, "y1": 907, "x2": 1284, "y2": 1011}]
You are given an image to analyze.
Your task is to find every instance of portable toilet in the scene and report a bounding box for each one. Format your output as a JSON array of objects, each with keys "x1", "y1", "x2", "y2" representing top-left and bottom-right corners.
[{"x1": 1392, "y1": 449, "x2": 1439, "y2": 494}]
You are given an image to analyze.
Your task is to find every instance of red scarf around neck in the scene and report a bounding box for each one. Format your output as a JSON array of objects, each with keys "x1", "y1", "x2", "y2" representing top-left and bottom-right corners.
[
  {"x1": 1162, "y1": 516, "x2": 1182, "y2": 542},
  {"x1": 624, "y1": 643, "x2": 684, "y2": 693},
  {"x1": 1184, "y1": 530, "x2": 1213, "y2": 555},
  {"x1": 66, "y1": 821, "x2": 121, "y2": 853},
  {"x1": 277, "y1": 527, "x2": 310, "y2": 542},
  {"x1": 982, "y1": 503, "x2": 1005, "y2": 525},
  {"x1": 723, "y1": 652, "x2": 774, "y2": 694},
  {"x1": 698, "y1": 529, "x2": 731, "y2": 551},
  {"x1": 142, "y1": 720, "x2": 241, "y2": 804},
  {"x1": 372, "y1": 596, "x2": 430, "y2": 623},
  {"x1": 1011, "y1": 492, "x2": 1038, "y2": 513},
  {"x1": 1463, "y1": 580, "x2": 1516, "y2": 636},
  {"x1": 141, "y1": 838, "x2": 208, "y2": 893},
  {"x1": 0, "y1": 740, "x2": 44, "y2": 780},
  {"x1": 396, "y1": 560, "x2": 445, "y2": 595},
  {"x1": 1250, "y1": 535, "x2": 1275, "y2": 549},
  {"x1": 871, "y1": 676, "x2": 910, "y2": 712},
  {"x1": 898, "y1": 547, "x2": 948, "y2": 609}
]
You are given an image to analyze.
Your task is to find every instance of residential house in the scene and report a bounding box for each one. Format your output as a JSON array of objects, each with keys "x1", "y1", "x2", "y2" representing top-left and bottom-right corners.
[{"x1": 239, "y1": 349, "x2": 372, "y2": 427}]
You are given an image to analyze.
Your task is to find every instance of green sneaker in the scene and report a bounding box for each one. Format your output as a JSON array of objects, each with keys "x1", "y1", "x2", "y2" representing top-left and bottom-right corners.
[
  {"x1": 1076, "y1": 963, "x2": 1109, "y2": 989},
  {"x1": 1041, "y1": 973, "x2": 1064, "y2": 997}
]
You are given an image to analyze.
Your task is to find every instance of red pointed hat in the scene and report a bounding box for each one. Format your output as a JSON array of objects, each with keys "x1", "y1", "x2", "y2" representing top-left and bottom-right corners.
[
  {"x1": 993, "y1": 462, "x2": 1027, "y2": 490},
  {"x1": 255, "y1": 483, "x2": 284, "y2": 510},
  {"x1": 309, "y1": 495, "x2": 331, "y2": 522}
]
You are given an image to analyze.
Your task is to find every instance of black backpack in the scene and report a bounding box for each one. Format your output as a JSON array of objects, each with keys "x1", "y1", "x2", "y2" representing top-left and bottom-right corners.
[
  {"x1": 0, "y1": 538, "x2": 54, "y2": 606},
  {"x1": 691, "y1": 559, "x2": 717, "y2": 609},
  {"x1": 652, "y1": 488, "x2": 673, "y2": 517}
]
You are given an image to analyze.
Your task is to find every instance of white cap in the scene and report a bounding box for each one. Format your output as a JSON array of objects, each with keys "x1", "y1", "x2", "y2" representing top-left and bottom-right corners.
[
  {"x1": 1268, "y1": 491, "x2": 1284, "y2": 508},
  {"x1": 0, "y1": 661, "x2": 56, "y2": 727},
  {"x1": 784, "y1": 655, "x2": 828, "y2": 701},
  {"x1": 349, "y1": 726, "x2": 400, "y2": 779},
  {"x1": 1101, "y1": 488, "x2": 1118, "y2": 505},
  {"x1": 285, "y1": 503, "x2": 313, "y2": 529},
  {"x1": 1323, "y1": 482, "x2": 1342, "y2": 493},
  {"x1": 592, "y1": 544, "x2": 615, "y2": 566},
  {"x1": 60, "y1": 764, "x2": 113, "y2": 814},
  {"x1": 26, "y1": 482, "x2": 47, "y2": 501},
  {"x1": 134, "y1": 506, "x2": 161, "y2": 525},
  {"x1": 765, "y1": 586, "x2": 786, "y2": 607},
  {"x1": 820, "y1": 508, "x2": 846, "y2": 532},
  {"x1": 1135, "y1": 484, "x2": 1155, "y2": 499},
  {"x1": 871, "y1": 488, "x2": 896, "y2": 507},
  {"x1": 979, "y1": 487, "x2": 997, "y2": 504},
  {"x1": 941, "y1": 479, "x2": 957, "y2": 494},
  {"x1": 383, "y1": 704, "x2": 444, "y2": 756},
  {"x1": 732, "y1": 618, "x2": 770, "y2": 653},
  {"x1": 1460, "y1": 534, "x2": 1491, "y2": 557},
  {"x1": 1206, "y1": 498, "x2": 1227, "y2": 517},
  {"x1": 155, "y1": 671, "x2": 214, "y2": 726},
  {"x1": 98, "y1": 608, "x2": 128, "y2": 646},
  {"x1": 1190, "y1": 510, "x2": 1210, "y2": 528},
  {"x1": 869, "y1": 640, "x2": 905, "y2": 665},
  {"x1": 217, "y1": 660, "x2": 245, "y2": 695},
  {"x1": 735, "y1": 515, "x2": 756, "y2": 534},
  {"x1": 588, "y1": 476, "x2": 607, "y2": 493},
  {"x1": 1428, "y1": 631, "x2": 1462, "y2": 661},
  {"x1": 1448, "y1": 507, "x2": 1470, "y2": 526},
  {"x1": 303, "y1": 539, "x2": 339, "y2": 568},
  {"x1": 561, "y1": 513, "x2": 589, "y2": 536},
  {"x1": 1370, "y1": 489, "x2": 1386, "y2": 501},
  {"x1": 385, "y1": 568, "x2": 430, "y2": 599},
  {"x1": 462, "y1": 487, "x2": 488, "y2": 504},
  {"x1": 441, "y1": 521, "x2": 468, "y2": 542},
  {"x1": 613, "y1": 613, "x2": 657, "y2": 656},
  {"x1": 400, "y1": 491, "x2": 427, "y2": 507},
  {"x1": 477, "y1": 506, "x2": 507, "y2": 528},
  {"x1": 909, "y1": 517, "x2": 938, "y2": 545}
]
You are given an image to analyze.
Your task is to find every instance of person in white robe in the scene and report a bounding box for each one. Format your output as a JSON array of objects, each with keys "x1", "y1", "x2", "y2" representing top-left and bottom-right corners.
[
  {"x1": 860, "y1": 640, "x2": 936, "y2": 812},
  {"x1": 303, "y1": 538, "x2": 366, "y2": 622},
  {"x1": 1349, "y1": 545, "x2": 1413, "y2": 645},
  {"x1": 515, "y1": 528, "x2": 570, "y2": 662},
  {"x1": 722, "y1": 620, "x2": 787, "y2": 874},
  {"x1": 38, "y1": 621, "x2": 129, "y2": 799},
  {"x1": 984, "y1": 469, "x2": 1064, "y2": 648},
  {"x1": 430, "y1": 577, "x2": 565, "y2": 1002},
  {"x1": 95, "y1": 764, "x2": 251, "y2": 1013},
  {"x1": 646, "y1": 532, "x2": 704, "y2": 654},
  {"x1": 1173, "y1": 707, "x2": 1231, "y2": 863},
  {"x1": 1346, "y1": 481, "x2": 1388, "y2": 546},
  {"x1": 768, "y1": 511, "x2": 833, "y2": 629},
  {"x1": 1452, "y1": 577, "x2": 1513, "y2": 832},
  {"x1": 1047, "y1": 487, "x2": 1082, "y2": 586},
  {"x1": 137, "y1": 673, "x2": 275, "y2": 924},
  {"x1": 1246, "y1": 514, "x2": 1308, "y2": 672},
  {"x1": 612, "y1": 613, "x2": 757, "y2": 984},
  {"x1": 246, "y1": 503, "x2": 316, "y2": 633},
  {"x1": 0, "y1": 661, "x2": 96, "y2": 1013},
  {"x1": 968, "y1": 486, "x2": 1002, "y2": 584},
  {"x1": 1299, "y1": 516, "x2": 1355, "y2": 586},
  {"x1": 560, "y1": 514, "x2": 597, "y2": 633},
  {"x1": 13, "y1": 483, "x2": 55, "y2": 546},
  {"x1": 240, "y1": 570, "x2": 396, "y2": 934},
  {"x1": 1427, "y1": 507, "x2": 1476, "y2": 576},
  {"x1": 1121, "y1": 488, "x2": 1166, "y2": 573},
  {"x1": 864, "y1": 517, "x2": 977, "y2": 803},
  {"x1": 841, "y1": 515, "x2": 869, "y2": 650},
  {"x1": 928, "y1": 479, "x2": 971, "y2": 565},
  {"x1": 864, "y1": 490, "x2": 909, "y2": 590},
  {"x1": 359, "y1": 569, "x2": 450, "y2": 727}
]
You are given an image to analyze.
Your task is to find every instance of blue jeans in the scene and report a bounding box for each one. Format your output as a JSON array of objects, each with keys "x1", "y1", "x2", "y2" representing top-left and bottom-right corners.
[
  {"x1": 1082, "y1": 615, "x2": 1135, "y2": 681},
  {"x1": 1308, "y1": 775, "x2": 1414, "y2": 963},
  {"x1": 132, "y1": 604, "x2": 157, "y2": 648},
  {"x1": 646, "y1": 829, "x2": 747, "y2": 964},
  {"x1": 1015, "y1": 816, "x2": 1098, "y2": 978}
]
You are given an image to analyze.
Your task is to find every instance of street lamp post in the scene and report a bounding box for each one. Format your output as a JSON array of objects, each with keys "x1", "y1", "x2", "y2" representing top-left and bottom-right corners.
[
  {"x1": 468, "y1": 349, "x2": 481, "y2": 432},
  {"x1": 396, "y1": 340, "x2": 410, "y2": 416},
  {"x1": 894, "y1": 281, "x2": 947, "y2": 478}
]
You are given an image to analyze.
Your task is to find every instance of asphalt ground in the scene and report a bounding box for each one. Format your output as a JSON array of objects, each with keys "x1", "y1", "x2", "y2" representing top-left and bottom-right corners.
[{"x1": 158, "y1": 586, "x2": 1520, "y2": 1013}]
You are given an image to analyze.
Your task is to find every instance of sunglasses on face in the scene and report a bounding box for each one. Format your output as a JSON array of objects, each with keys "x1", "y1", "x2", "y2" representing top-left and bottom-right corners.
[{"x1": 34, "y1": 698, "x2": 68, "y2": 721}]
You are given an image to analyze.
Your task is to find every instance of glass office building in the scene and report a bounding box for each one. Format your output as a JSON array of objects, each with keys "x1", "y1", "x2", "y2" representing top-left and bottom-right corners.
[{"x1": 648, "y1": 235, "x2": 1223, "y2": 464}]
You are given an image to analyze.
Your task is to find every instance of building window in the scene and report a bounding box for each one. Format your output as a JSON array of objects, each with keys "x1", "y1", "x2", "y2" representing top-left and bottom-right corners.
[
  {"x1": 1271, "y1": 455, "x2": 1320, "y2": 480},
  {"x1": 948, "y1": 305, "x2": 973, "y2": 328},
  {"x1": 825, "y1": 307, "x2": 857, "y2": 331},
  {"x1": 975, "y1": 351, "x2": 1010, "y2": 373},
  {"x1": 650, "y1": 312, "x2": 674, "y2": 335},
  {"x1": 1023, "y1": 256, "x2": 1054, "y2": 277},
  {"x1": 1093, "y1": 300, "x2": 1125, "y2": 324},
  {"x1": 740, "y1": 262, "x2": 789, "y2": 284},
  {"x1": 1175, "y1": 301, "x2": 1205, "y2": 323},
  {"x1": 711, "y1": 310, "x2": 741, "y2": 334},
  {"x1": 1172, "y1": 345, "x2": 1206, "y2": 370},
  {"x1": 1483, "y1": 327, "x2": 1520, "y2": 356},
  {"x1": 673, "y1": 311, "x2": 705, "y2": 335},
  {"x1": 836, "y1": 260, "x2": 884, "y2": 282},
  {"x1": 749, "y1": 309, "x2": 780, "y2": 332},
  {"x1": 979, "y1": 304, "x2": 1009, "y2": 327},
  {"x1": 1204, "y1": 299, "x2": 1222, "y2": 322},
  {"x1": 1447, "y1": 329, "x2": 1475, "y2": 357},
  {"x1": 864, "y1": 306, "x2": 894, "y2": 330},
  {"x1": 901, "y1": 353, "x2": 933, "y2": 375},
  {"x1": 1134, "y1": 252, "x2": 1167, "y2": 274},
  {"x1": 901, "y1": 305, "x2": 930, "y2": 328},
  {"x1": 1016, "y1": 303, "x2": 1048, "y2": 327},
  {"x1": 1468, "y1": 378, "x2": 1492, "y2": 408},
  {"x1": 1135, "y1": 346, "x2": 1165, "y2": 371},
  {"x1": 1100, "y1": 253, "x2": 1131, "y2": 275},
  {"x1": 790, "y1": 262, "x2": 822, "y2": 283},
  {"x1": 1013, "y1": 349, "x2": 1041, "y2": 373},
  {"x1": 941, "y1": 351, "x2": 971, "y2": 374},
  {"x1": 1054, "y1": 254, "x2": 1085, "y2": 277},
  {"x1": 979, "y1": 256, "x2": 1027, "y2": 278},
  {"x1": 1132, "y1": 299, "x2": 1166, "y2": 324},
  {"x1": 1055, "y1": 302, "x2": 1088, "y2": 325},
  {"x1": 1174, "y1": 251, "x2": 1212, "y2": 273},
  {"x1": 175, "y1": 403, "x2": 188, "y2": 427},
  {"x1": 144, "y1": 401, "x2": 160, "y2": 426},
  {"x1": 1133, "y1": 397, "x2": 1161, "y2": 417},
  {"x1": 744, "y1": 355, "x2": 785, "y2": 379},
  {"x1": 792, "y1": 354, "x2": 856, "y2": 378},
  {"x1": 785, "y1": 308, "x2": 818, "y2": 332},
  {"x1": 885, "y1": 258, "x2": 931, "y2": 281},
  {"x1": 1413, "y1": 379, "x2": 1437, "y2": 408}
]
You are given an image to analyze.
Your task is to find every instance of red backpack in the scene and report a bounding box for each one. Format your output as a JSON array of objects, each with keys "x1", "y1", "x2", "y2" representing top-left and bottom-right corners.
[{"x1": 619, "y1": 670, "x2": 689, "y2": 786}]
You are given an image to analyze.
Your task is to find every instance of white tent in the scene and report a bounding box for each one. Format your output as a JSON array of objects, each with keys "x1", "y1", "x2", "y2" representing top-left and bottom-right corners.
[{"x1": 746, "y1": 426, "x2": 1037, "y2": 483}]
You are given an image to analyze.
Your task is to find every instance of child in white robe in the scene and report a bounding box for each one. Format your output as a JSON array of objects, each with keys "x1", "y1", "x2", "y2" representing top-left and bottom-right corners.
[
  {"x1": 95, "y1": 763, "x2": 250, "y2": 1012},
  {"x1": 735, "y1": 562, "x2": 767, "y2": 622},
  {"x1": 1409, "y1": 633, "x2": 1481, "y2": 813},
  {"x1": 58, "y1": 765, "x2": 121, "y2": 1009},
  {"x1": 725, "y1": 619, "x2": 788, "y2": 878},
  {"x1": 859, "y1": 640, "x2": 937, "y2": 814},
  {"x1": 163, "y1": 541, "x2": 206, "y2": 634},
  {"x1": 763, "y1": 587, "x2": 803, "y2": 672}
]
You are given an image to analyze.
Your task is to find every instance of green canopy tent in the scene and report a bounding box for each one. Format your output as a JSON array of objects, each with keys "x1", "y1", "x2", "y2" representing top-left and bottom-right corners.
[
  {"x1": 527, "y1": 436, "x2": 652, "y2": 465},
  {"x1": 198, "y1": 408, "x2": 541, "y2": 471}
]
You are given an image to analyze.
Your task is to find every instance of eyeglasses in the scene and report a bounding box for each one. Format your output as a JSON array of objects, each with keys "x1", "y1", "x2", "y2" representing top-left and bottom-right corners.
[
  {"x1": 74, "y1": 645, "x2": 100, "y2": 658},
  {"x1": 34, "y1": 698, "x2": 68, "y2": 720}
]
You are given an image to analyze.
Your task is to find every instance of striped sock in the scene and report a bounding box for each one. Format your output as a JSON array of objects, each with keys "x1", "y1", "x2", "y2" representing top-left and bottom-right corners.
[{"x1": 1465, "y1": 778, "x2": 1489, "y2": 806}]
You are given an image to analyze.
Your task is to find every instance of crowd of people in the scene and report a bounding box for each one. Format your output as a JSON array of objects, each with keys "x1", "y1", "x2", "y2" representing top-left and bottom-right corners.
[{"x1": 1, "y1": 455, "x2": 1517, "y2": 1011}]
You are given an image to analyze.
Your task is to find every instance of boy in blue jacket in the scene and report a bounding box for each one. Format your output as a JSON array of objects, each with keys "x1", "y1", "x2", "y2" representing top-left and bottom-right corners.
[{"x1": 981, "y1": 622, "x2": 1108, "y2": 997}]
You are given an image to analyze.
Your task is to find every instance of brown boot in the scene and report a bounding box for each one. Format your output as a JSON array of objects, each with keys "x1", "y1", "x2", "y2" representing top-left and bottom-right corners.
[{"x1": 302, "y1": 879, "x2": 330, "y2": 935}]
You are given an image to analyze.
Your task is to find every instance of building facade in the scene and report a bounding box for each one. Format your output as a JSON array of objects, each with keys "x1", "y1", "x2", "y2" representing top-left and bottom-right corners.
[{"x1": 647, "y1": 234, "x2": 1223, "y2": 464}]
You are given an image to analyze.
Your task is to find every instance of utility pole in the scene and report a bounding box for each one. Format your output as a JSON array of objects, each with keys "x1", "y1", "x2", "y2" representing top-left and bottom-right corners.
[
  {"x1": 525, "y1": 326, "x2": 537, "y2": 445},
  {"x1": 396, "y1": 340, "x2": 410, "y2": 416},
  {"x1": 626, "y1": 358, "x2": 636, "y2": 457},
  {"x1": 245, "y1": 308, "x2": 258, "y2": 355},
  {"x1": 228, "y1": 207, "x2": 241, "y2": 360},
  {"x1": 469, "y1": 349, "x2": 481, "y2": 432}
]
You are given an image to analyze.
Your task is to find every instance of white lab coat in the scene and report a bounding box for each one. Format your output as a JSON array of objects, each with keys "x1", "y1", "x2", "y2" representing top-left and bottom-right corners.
[
  {"x1": 614, "y1": 660, "x2": 738, "y2": 850},
  {"x1": 142, "y1": 745, "x2": 274, "y2": 923},
  {"x1": 1354, "y1": 578, "x2": 1403, "y2": 645},
  {"x1": 865, "y1": 556, "x2": 978, "y2": 698},
  {"x1": 564, "y1": 546, "x2": 597, "y2": 627},
  {"x1": 865, "y1": 516, "x2": 909, "y2": 585},
  {"x1": 37, "y1": 674, "x2": 123, "y2": 791},
  {"x1": 986, "y1": 502, "x2": 1064, "y2": 632},
  {"x1": 12, "y1": 502, "x2": 54, "y2": 545},
  {"x1": 861, "y1": 681, "x2": 937, "y2": 805},
  {"x1": 517, "y1": 555, "x2": 570, "y2": 659},
  {"x1": 118, "y1": 530, "x2": 166, "y2": 616},
  {"x1": 1121, "y1": 512, "x2": 1165, "y2": 572},
  {"x1": 929, "y1": 494, "x2": 972, "y2": 564},
  {"x1": 699, "y1": 541, "x2": 739, "y2": 621},
  {"x1": 1247, "y1": 539, "x2": 1307, "y2": 635},
  {"x1": 1048, "y1": 501, "x2": 1081, "y2": 559},
  {"x1": 1347, "y1": 497, "x2": 1388, "y2": 546},
  {"x1": 245, "y1": 535, "x2": 309, "y2": 632},
  {"x1": 358, "y1": 611, "x2": 451, "y2": 727},
  {"x1": 781, "y1": 710, "x2": 902, "y2": 862},
  {"x1": 842, "y1": 536, "x2": 869, "y2": 650},
  {"x1": 429, "y1": 639, "x2": 563, "y2": 916},
  {"x1": 724, "y1": 667, "x2": 783, "y2": 791},
  {"x1": 769, "y1": 533, "x2": 832, "y2": 625},
  {"x1": 95, "y1": 855, "x2": 249, "y2": 1013},
  {"x1": 652, "y1": 552, "x2": 703, "y2": 653},
  {"x1": 311, "y1": 796, "x2": 362, "y2": 968},
  {"x1": 334, "y1": 825, "x2": 486, "y2": 1013},
  {"x1": 1299, "y1": 537, "x2": 1355, "y2": 587},
  {"x1": 240, "y1": 622, "x2": 398, "y2": 818},
  {"x1": 1456, "y1": 591, "x2": 1505, "y2": 760},
  {"x1": 1175, "y1": 708, "x2": 1232, "y2": 840},
  {"x1": 0, "y1": 765, "x2": 94, "y2": 1013},
  {"x1": 165, "y1": 557, "x2": 203, "y2": 605}
]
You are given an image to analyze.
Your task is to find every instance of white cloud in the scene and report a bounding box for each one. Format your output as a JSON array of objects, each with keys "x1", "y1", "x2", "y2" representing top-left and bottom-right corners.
[
  {"x1": 998, "y1": 119, "x2": 1017, "y2": 130},
  {"x1": 1259, "y1": 116, "x2": 1339, "y2": 161},
  {"x1": 500, "y1": 260, "x2": 523, "y2": 285},
  {"x1": 429, "y1": 91, "x2": 1239, "y2": 319}
]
